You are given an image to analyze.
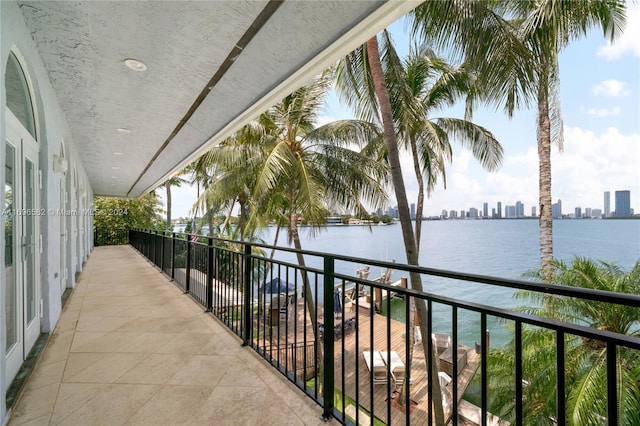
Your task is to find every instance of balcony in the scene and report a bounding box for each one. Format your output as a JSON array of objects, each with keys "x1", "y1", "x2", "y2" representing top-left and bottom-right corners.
[
  {"x1": 9, "y1": 230, "x2": 640, "y2": 425},
  {"x1": 7, "y1": 245, "x2": 324, "y2": 426}
]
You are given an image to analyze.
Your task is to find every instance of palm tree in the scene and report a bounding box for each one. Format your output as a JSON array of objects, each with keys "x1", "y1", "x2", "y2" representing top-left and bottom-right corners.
[
  {"x1": 489, "y1": 258, "x2": 640, "y2": 424},
  {"x1": 338, "y1": 32, "x2": 505, "y2": 418},
  {"x1": 335, "y1": 31, "x2": 446, "y2": 421},
  {"x1": 163, "y1": 173, "x2": 188, "y2": 230},
  {"x1": 205, "y1": 69, "x2": 389, "y2": 393},
  {"x1": 411, "y1": 0, "x2": 626, "y2": 277}
]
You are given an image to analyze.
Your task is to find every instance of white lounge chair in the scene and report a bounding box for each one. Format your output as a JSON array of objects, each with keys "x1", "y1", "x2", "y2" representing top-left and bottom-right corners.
[
  {"x1": 363, "y1": 350, "x2": 387, "y2": 384},
  {"x1": 380, "y1": 351, "x2": 405, "y2": 387}
]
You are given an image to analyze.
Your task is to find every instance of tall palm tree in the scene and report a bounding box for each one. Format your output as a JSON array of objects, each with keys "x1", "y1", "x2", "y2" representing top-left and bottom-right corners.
[
  {"x1": 205, "y1": 69, "x2": 389, "y2": 393},
  {"x1": 338, "y1": 33, "x2": 504, "y2": 419},
  {"x1": 489, "y1": 258, "x2": 640, "y2": 424},
  {"x1": 335, "y1": 30, "x2": 446, "y2": 420},
  {"x1": 411, "y1": 0, "x2": 626, "y2": 277},
  {"x1": 163, "y1": 173, "x2": 188, "y2": 230}
]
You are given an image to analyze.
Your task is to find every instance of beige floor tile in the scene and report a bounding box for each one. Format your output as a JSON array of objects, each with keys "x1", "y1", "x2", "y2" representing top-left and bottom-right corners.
[
  {"x1": 123, "y1": 385, "x2": 214, "y2": 426},
  {"x1": 9, "y1": 383, "x2": 58, "y2": 425},
  {"x1": 167, "y1": 355, "x2": 234, "y2": 386},
  {"x1": 63, "y1": 352, "x2": 148, "y2": 383},
  {"x1": 48, "y1": 383, "x2": 108, "y2": 424},
  {"x1": 70, "y1": 332, "x2": 169, "y2": 353},
  {"x1": 115, "y1": 354, "x2": 185, "y2": 385},
  {"x1": 51, "y1": 384, "x2": 158, "y2": 426},
  {"x1": 23, "y1": 360, "x2": 66, "y2": 391},
  {"x1": 152, "y1": 332, "x2": 210, "y2": 354}
]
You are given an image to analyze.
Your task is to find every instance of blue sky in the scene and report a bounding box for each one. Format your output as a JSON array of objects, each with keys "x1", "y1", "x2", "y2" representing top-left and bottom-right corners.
[{"x1": 168, "y1": 3, "x2": 640, "y2": 220}]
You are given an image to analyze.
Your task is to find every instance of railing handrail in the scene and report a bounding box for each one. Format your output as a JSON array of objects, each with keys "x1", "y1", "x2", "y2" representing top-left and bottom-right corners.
[{"x1": 150, "y1": 227, "x2": 640, "y2": 308}]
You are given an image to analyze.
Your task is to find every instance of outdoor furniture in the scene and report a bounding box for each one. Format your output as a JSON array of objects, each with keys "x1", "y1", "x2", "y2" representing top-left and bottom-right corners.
[
  {"x1": 380, "y1": 350, "x2": 405, "y2": 387},
  {"x1": 432, "y1": 332, "x2": 451, "y2": 355},
  {"x1": 439, "y1": 344, "x2": 468, "y2": 377},
  {"x1": 363, "y1": 350, "x2": 387, "y2": 384}
]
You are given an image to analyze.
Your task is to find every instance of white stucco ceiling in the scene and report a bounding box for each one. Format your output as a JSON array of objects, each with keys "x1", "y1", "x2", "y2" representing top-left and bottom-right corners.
[{"x1": 18, "y1": 1, "x2": 420, "y2": 197}]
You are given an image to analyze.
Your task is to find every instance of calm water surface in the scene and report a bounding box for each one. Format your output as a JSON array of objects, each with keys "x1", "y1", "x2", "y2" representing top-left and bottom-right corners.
[{"x1": 257, "y1": 219, "x2": 639, "y2": 347}]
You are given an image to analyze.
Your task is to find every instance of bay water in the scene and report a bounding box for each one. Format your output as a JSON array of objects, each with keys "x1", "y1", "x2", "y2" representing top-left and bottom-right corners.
[{"x1": 256, "y1": 219, "x2": 639, "y2": 348}]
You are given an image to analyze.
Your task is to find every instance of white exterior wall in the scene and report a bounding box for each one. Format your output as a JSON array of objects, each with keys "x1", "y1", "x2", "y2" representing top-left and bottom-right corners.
[{"x1": 1, "y1": 2, "x2": 93, "y2": 422}]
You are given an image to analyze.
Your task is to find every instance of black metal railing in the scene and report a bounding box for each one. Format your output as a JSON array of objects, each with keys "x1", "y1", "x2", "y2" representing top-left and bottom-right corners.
[
  {"x1": 129, "y1": 228, "x2": 640, "y2": 425},
  {"x1": 94, "y1": 227, "x2": 129, "y2": 246}
]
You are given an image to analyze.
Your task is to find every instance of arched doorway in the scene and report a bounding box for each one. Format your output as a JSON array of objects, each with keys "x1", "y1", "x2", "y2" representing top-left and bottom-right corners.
[{"x1": 4, "y1": 51, "x2": 41, "y2": 385}]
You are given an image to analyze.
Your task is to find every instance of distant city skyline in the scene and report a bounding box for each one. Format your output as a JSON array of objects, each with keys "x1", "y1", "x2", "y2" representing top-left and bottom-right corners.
[{"x1": 395, "y1": 189, "x2": 634, "y2": 219}]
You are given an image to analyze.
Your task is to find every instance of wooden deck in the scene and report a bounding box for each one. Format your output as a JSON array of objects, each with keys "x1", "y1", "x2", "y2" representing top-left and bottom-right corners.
[{"x1": 260, "y1": 298, "x2": 480, "y2": 425}]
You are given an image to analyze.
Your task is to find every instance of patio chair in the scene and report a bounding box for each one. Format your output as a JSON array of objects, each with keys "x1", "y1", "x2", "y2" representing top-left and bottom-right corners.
[
  {"x1": 380, "y1": 351, "x2": 406, "y2": 387},
  {"x1": 363, "y1": 350, "x2": 387, "y2": 385},
  {"x1": 432, "y1": 332, "x2": 451, "y2": 355}
]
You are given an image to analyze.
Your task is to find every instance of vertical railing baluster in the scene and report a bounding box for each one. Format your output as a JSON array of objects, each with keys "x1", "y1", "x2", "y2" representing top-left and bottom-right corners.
[
  {"x1": 606, "y1": 341, "x2": 618, "y2": 425},
  {"x1": 427, "y1": 299, "x2": 433, "y2": 425},
  {"x1": 171, "y1": 232, "x2": 176, "y2": 279},
  {"x1": 206, "y1": 237, "x2": 213, "y2": 312},
  {"x1": 481, "y1": 313, "x2": 487, "y2": 426},
  {"x1": 243, "y1": 243, "x2": 252, "y2": 346},
  {"x1": 556, "y1": 330, "x2": 566, "y2": 426},
  {"x1": 515, "y1": 320, "x2": 523, "y2": 426},
  {"x1": 185, "y1": 235, "x2": 191, "y2": 295},
  {"x1": 322, "y1": 256, "x2": 335, "y2": 422},
  {"x1": 452, "y1": 305, "x2": 459, "y2": 424}
]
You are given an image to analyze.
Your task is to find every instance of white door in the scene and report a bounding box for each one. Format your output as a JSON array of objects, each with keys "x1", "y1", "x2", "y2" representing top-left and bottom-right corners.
[
  {"x1": 60, "y1": 174, "x2": 67, "y2": 293},
  {"x1": 5, "y1": 111, "x2": 40, "y2": 384}
]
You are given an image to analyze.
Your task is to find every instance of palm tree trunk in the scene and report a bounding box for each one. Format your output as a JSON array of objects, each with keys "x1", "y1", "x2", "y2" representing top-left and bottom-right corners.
[
  {"x1": 410, "y1": 134, "x2": 425, "y2": 255},
  {"x1": 165, "y1": 181, "x2": 172, "y2": 229},
  {"x1": 289, "y1": 193, "x2": 324, "y2": 395},
  {"x1": 366, "y1": 36, "x2": 444, "y2": 424},
  {"x1": 537, "y1": 65, "x2": 554, "y2": 279}
]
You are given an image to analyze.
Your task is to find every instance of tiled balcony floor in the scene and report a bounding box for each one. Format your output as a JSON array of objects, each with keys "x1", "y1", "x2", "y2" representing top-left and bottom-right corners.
[{"x1": 8, "y1": 245, "x2": 325, "y2": 426}]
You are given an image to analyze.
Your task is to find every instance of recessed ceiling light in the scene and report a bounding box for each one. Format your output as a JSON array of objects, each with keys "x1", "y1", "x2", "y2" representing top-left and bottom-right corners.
[
  {"x1": 112, "y1": 166, "x2": 120, "y2": 170},
  {"x1": 111, "y1": 176, "x2": 117, "y2": 179},
  {"x1": 117, "y1": 127, "x2": 130, "y2": 133},
  {"x1": 113, "y1": 152, "x2": 124, "y2": 155},
  {"x1": 124, "y1": 58, "x2": 147, "y2": 71}
]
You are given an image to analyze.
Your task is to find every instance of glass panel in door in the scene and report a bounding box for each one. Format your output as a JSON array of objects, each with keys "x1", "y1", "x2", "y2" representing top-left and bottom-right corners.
[{"x1": 5, "y1": 144, "x2": 18, "y2": 354}]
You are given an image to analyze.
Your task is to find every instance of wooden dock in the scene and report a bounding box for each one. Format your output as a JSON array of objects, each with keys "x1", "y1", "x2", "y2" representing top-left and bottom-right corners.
[{"x1": 260, "y1": 298, "x2": 480, "y2": 425}]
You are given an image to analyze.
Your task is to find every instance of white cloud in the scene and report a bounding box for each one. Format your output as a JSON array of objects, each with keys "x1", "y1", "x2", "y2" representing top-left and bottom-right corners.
[
  {"x1": 420, "y1": 126, "x2": 639, "y2": 217},
  {"x1": 579, "y1": 106, "x2": 621, "y2": 117},
  {"x1": 592, "y1": 79, "x2": 628, "y2": 97},
  {"x1": 597, "y1": 2, "x2": 640, "y2": 60},
  {"x1": 551, "y1": 125, "x2": 640, "y2": 211}
]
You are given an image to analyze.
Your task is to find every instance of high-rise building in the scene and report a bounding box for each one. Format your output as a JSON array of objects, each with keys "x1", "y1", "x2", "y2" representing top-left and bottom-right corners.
[
  {"x1": 468, "y1": 207, "x2": 478, "y2": 218},
  {"x1": 505, "y1": 205, "x2": 516, "y2": 218},
  {"x1": 615, "y1": 190, "x2": 631, "y2": 217},
  {"x1": 516, "y1": 201, "x2": 524, "y2": 218},
  {"x1": 575, "y1": 207, "x2": 582, "y2": 218},
  {"x1": 483, "y1": 202, "x2": 488, "y2": 218},
  {"x1": 531, "y1": 206, "x2": 537, "y2": 217},
  {"x1": 460, "y1": 210, "x2": 466, "y2": 218},
  {"x1": 552, "y1": 199, "x2": 562, "y2": 218},
  {"x1": 604, "y1": 191, "x2": 610, "y2": 217},
  {"x1": 410, "y1": 203, "x2": 416, "y2": 220},
  {"x1": 592, "y1": 208, "x2": 602, "y2": 218},
  {"x1": 497, "y1": 202, "x2": 502, "y2": 218},
  {"x1": 585, "y1": 208, "x2": 592, "y2": 218},
  {"x1": 449, "y1": 210, "x2": 457, "y2": 219},
  {"x1": 491, "y1": 208, "x2": 496, "y2": 218}
]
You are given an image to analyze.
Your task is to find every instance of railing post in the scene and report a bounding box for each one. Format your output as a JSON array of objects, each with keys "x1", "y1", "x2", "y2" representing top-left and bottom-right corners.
[
  {"x1": 185, "y1": 234, "x2": 191, "y2": 294},
  {"x1": 171, "y1": 232, "x2": 176, "y2": 279},
  {"x1": 160, "y1": 231, "x2": 165, "y2": 271},
  {"x1": 206, "y1": 237, "x2": 214, "y2": 312},
  {"x1": 242, "y1": 242, "x2": 252, "y2": 346},
  {"x1": 322, "y1": 256, "x2": 335, "y2": 421}
]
